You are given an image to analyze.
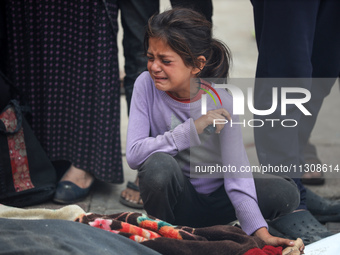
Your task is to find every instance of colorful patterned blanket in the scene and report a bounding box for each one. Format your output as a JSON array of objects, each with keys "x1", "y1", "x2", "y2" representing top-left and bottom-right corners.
[{"x1": 76, "y1": 212, "x2": 284, "y2": 255}]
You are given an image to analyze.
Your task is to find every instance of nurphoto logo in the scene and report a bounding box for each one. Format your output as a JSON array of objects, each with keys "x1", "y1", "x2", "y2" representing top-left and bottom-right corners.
[{"x1": 199, "y1": 80, "x2": 311, "y2": 128}]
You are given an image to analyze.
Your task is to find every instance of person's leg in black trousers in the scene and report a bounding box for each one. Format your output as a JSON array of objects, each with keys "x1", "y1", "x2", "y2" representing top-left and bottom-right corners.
[
  {"x1": 118, "y1": 0, "x2": 159, "y2": 209},
  {"x1": 300, "y1": 2, "x2": 340, "y2": 183},
  {"x1": 250, "y1": 0, "x2": 340, "y2": 243},
  {"x1": 298, "y1": 0, "x2": 340, "y2": 150},
  {"x1": 118, "y1": 0, "x2": 159, "y2": 115},
  {"x1": 170, "y1": 0, "x2": 213, "y2": 23}
]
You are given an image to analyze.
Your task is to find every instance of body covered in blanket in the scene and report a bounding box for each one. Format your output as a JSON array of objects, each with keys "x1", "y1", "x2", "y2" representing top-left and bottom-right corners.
[{"x1": 0, "y1": 204, "x2": 288, "y2": 255}]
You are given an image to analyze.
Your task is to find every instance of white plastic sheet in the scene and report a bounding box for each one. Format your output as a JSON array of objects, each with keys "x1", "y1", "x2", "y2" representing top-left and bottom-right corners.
[{"x1": 304, "y1": 233, "x2": 340, "y2": 255}]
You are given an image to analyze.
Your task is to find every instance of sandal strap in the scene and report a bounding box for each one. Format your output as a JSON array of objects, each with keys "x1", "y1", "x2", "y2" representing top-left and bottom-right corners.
[{"x1": 127, "y1": 181, "x2": 140, "y2": 192}]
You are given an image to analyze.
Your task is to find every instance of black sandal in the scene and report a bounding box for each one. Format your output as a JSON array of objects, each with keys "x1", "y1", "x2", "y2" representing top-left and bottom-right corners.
[
  {"x1": 306, "y1": 188, "x2": 340, "y2": 223},
  {"x1": 268, "y1": 210, "x2": 333, "y2": 245}
]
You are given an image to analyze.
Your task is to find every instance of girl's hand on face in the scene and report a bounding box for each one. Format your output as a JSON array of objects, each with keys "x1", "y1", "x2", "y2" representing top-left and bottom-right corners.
[
  {"x1": 194, "y1": 108, "x2": 231, "y2": 134},
  {"x1": 254, "y1": 228, "x2": 305, "y2": 254}
]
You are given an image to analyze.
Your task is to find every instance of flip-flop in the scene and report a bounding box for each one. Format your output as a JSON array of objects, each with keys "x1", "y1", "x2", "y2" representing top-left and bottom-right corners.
[
  {"x1": 268, "y1": 210, "x2": 333, "y2": 245},
  {"x1": 306, "y1": 188, "x2": 340, "y2": 223},
  {"x1": 119, "y1": 181, "x2": 144, "y2": 209}
]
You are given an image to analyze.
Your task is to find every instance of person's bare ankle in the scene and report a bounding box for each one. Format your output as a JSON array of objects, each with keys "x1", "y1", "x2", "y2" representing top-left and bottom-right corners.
[{"x1": 61, "y1": 165, "x2": 94, "y2": 189}]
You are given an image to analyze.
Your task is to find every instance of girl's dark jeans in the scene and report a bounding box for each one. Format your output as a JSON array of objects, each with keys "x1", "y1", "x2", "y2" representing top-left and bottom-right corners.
[{"x1": 138, "y1": 152, "x2": 300, "y2": 228}]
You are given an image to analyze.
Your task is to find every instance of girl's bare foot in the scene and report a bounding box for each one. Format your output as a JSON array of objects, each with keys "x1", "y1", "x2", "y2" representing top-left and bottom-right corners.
[{"x1": 120, "y1": 177, "x2": 144, "y2": 209}]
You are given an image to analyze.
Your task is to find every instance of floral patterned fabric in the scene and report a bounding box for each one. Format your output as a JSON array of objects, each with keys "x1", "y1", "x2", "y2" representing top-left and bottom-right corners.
[
  {"x1": 76, "y1": 212, "x2": 283, "y2": 255},
  {"x1": 0, "y1": 106, "x2": 34, "y2": 192}
]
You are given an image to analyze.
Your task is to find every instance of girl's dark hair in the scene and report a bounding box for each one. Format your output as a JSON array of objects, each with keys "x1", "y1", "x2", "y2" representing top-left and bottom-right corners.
[{"x1": 144, "y1": 8, "x2": 231, "y2": 79}]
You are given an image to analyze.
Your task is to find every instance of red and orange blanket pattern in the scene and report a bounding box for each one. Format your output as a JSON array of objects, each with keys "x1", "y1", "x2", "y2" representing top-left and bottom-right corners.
[{"x1": 76, "y1": 212, "x2": 284, "y2": 255}]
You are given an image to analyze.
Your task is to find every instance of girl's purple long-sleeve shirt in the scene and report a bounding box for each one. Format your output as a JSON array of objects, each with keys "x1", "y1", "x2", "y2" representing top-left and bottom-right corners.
[{"x1": 126, "y1": 72, "x2": 268, "y2": 235}]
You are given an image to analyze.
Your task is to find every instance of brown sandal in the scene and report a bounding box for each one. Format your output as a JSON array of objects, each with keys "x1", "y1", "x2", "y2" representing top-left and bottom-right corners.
[{"x1": 119, "y1": 181, "x2": 144, "y2": 209}]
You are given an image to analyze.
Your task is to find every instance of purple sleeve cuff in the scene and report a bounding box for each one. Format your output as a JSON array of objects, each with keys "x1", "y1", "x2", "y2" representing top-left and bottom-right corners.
[
  {"x1": 172, "y1": 118, "x2": 200, "y2": 151},
  {"x1": 234, "y1": 199, "x2": 268, "y2": 235}
]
